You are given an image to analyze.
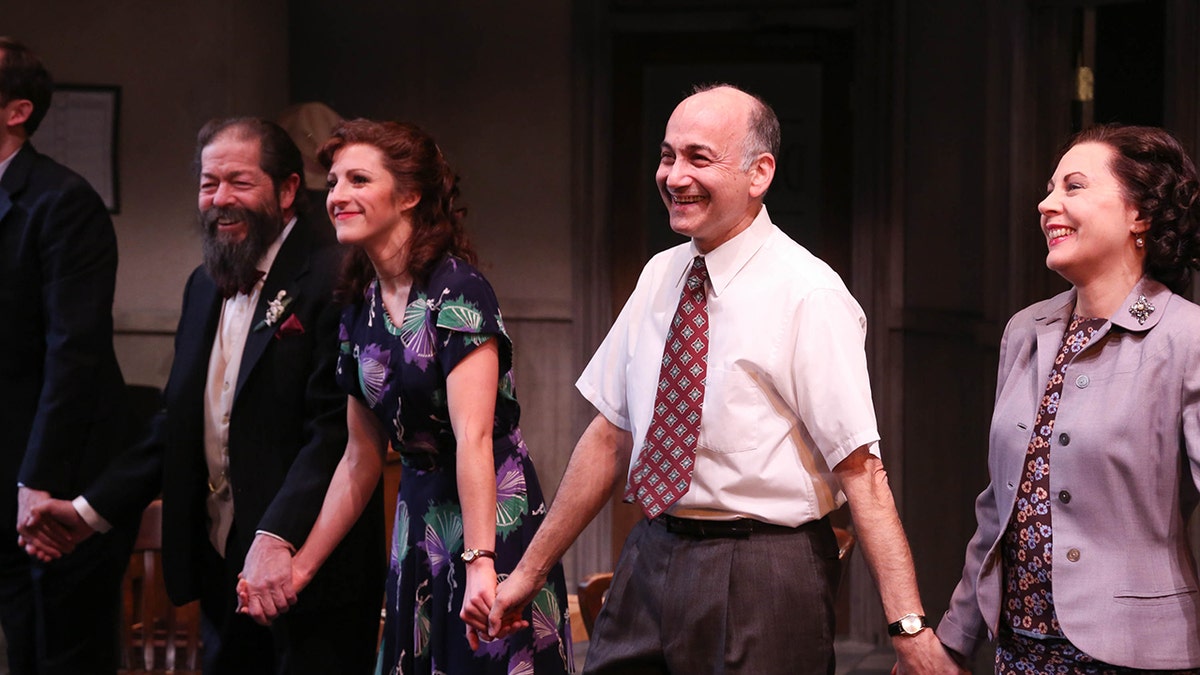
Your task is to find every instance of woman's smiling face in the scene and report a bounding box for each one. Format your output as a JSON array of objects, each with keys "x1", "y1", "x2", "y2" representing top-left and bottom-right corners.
[{"x1": 1038, "y1": 141, "x2": 1145, "y2": 287}]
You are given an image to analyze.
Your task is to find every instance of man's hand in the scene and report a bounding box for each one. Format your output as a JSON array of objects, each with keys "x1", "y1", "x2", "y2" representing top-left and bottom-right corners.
[
  {"x1": 237, "y1": 533, "x2": 298, "y2": 626},
  {"x1": 486, "y1": 566, "x2": 540, "y2": 641},
  {"x1": 16, "y1": 488, "x2": 78, "y2": 562},
  {"x1": 19, "y1": 498, "x2": 96, "y2": 562},
  {"x1": 892, "y1": 631, "x2": 969, "y2": 675}
]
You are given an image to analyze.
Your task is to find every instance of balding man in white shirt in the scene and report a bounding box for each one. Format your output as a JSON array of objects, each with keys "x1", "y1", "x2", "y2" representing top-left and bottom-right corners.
[{"x1": 489, "y1": 84, "x2": 956, "y2": 675}]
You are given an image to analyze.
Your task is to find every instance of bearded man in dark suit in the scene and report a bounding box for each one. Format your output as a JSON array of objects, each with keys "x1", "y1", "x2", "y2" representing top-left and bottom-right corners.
[
  {"x1": 25, "y1": 118, "x2": 385, "y2": 675},
  {"x1": 0, "y1": 36, "x2": 138, "y2": 675}
]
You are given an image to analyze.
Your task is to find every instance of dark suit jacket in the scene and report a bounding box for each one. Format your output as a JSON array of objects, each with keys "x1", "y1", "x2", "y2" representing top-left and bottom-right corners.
[
  {"x1": 0, "y1": 143, "x2": 127, "y2": 532},
  {"x1": 86, "y1": 215, "x2": 384, "y2": 610}
]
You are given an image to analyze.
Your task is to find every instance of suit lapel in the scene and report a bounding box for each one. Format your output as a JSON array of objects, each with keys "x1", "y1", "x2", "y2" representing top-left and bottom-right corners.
[
  {"x1": 173, "y1": 271, "x2": 224, "y2": 407},
  {"x1": 1032, "y1": 289, "x2": 1074, "y2": 388},
  {"x1": 235, "y1": 218, "x2": 314, "y2": 399}
]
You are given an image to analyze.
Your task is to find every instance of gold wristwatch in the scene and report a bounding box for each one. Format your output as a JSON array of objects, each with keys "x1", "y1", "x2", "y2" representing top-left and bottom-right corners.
[
  {"x1": 887, "y1": 613, "x2": 927, "y2": 637},
  {"x1": 461, "y1": 548, "x2": 496, "y2": 564}
]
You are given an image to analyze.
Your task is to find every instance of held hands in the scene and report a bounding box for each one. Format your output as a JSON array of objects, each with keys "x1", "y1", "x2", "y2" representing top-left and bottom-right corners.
[
  {"x1": 15, "y1": 489, "x2": 95, "y2": 562},
  {"x1": 460, "y1": 559, "x2": 499, "y2": 650},
  {"x1": 483, "y1": 566, "x2": 540, "y2": 644},
  {"x1": 891, "y1": 631, "x2": 970, "y2": 675},
  {"x1": 237, "y1": 533, "x2": 300, "y2": 626}
]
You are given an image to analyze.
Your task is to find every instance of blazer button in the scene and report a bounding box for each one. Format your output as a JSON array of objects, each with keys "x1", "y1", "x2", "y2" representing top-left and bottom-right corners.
[
  {"x1": 1058, "y1": 490, "x2": 1071, "y2": 504},
  {"x1": 1058, "y1": 432, "x2": 1070, "y2": 446},
  {"x1": 1066, "y1": 548, "x2": 1081, "y2": 562},
  {"x1": 1075, "y1": 374, "x2": 1089, "y2": 388}
]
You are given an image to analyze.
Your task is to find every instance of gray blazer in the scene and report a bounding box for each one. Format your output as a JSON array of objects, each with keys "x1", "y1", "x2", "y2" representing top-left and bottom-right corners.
[{"x1": 937, "y1": 277, "x2": 1200, "y2": 669}]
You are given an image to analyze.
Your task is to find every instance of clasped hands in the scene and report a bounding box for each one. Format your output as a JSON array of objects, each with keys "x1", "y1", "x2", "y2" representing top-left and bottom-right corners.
[
  {"x1": 236, "y1": 539, "x2": 540, "y2": 647},
  {"x1": 14, "y1": 487, "x2": 95, "y2": 563},
  {"x1": 461, "y1": 565, "x2": 541, "y2": 649},
  {"x1": 236, "y1": 533, "x2": 308, "y2": 626}
]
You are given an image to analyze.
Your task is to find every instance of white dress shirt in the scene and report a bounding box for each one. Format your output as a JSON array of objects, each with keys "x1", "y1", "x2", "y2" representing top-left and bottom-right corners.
[{"x1": 578, "y1": 206, "x2": 881, "y2": 526}]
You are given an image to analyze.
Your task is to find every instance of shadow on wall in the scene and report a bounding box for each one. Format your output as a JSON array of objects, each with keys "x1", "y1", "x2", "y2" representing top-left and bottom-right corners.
[{"x1": 1192, "y1": 506, "x2": 1200, "y2": 579}]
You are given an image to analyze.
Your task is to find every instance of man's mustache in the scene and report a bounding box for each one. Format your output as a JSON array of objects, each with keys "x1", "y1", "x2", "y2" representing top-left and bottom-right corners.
[{"x1": 201, "y1": 205, "x2": 254, "y2": 233}]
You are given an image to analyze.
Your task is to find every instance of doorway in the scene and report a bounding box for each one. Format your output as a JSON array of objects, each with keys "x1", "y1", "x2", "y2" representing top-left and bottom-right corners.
[{"x1": 608, "y1": 28, "x2": 855, "y2": 307}]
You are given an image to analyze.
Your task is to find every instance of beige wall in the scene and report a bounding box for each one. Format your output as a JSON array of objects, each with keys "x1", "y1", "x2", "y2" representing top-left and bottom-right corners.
[
  {"x1": 8, "y1": 2, "x2": 290, "y2": 386},
  {"x1": 10, "y1": 0, "x2": 588, "y2": 573},
  {"x1": 288, "y1": 0, "x2": 576, "y2": 319}
]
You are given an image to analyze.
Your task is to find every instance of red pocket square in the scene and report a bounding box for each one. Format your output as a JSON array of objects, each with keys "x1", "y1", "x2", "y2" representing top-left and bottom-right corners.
[{"x1": 274, "y1": 313, "x2": 305, "y2": 339}]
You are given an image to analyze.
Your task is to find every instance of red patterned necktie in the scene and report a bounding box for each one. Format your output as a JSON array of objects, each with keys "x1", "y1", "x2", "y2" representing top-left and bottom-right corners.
[{"x1": 625, "y1": 256, "x2": 709, "y2": 518}]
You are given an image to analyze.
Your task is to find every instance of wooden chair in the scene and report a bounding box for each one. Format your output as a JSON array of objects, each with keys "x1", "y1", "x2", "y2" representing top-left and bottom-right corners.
[
  {"x1": 119, "y1": 499, "x2": 203, "y2": 674},
  {"x1": 574, "y1": 525, "x2": 857, "y2": 640},
  {"x1": 833, "y1": 525, "x2": 855, "y2": 562},
  {"x1": 576, "y1": 572, "x2": 613, "y2": 638}
]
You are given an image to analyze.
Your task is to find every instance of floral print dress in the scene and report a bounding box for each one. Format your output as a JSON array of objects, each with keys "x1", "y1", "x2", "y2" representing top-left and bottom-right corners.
[{"x1": 336, "y1": 256, "x2": 573, "y2": 675}]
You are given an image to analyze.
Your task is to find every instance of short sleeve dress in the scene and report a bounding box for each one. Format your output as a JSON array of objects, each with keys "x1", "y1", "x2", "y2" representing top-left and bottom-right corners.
[{"x1": 336, "y1": 256, "x2": 573, "y2": 675}]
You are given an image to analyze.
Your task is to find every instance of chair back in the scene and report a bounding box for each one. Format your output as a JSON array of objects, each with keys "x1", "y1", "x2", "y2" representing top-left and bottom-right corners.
[
  {"x1": 576, "y1": 572, "x2": 613, "y2": 638},
  {"x1": 833, "y1": 526, "x2": 855, "y2": 562},
  {"x1": 119, "y1": 499, "x2": 203, "y2": 674}
]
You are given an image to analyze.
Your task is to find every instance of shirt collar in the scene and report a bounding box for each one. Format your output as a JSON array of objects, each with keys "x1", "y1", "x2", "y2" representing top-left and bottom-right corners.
[
  {"x1": 685, "y1": 204, "x2": 773, "y2": 297},
  {"x1": 1109, "y1": 276, "x2": 1170, "y2": 331},
  {"x1": 0, "y1": 147, "x2": 18, "y2": 182}
]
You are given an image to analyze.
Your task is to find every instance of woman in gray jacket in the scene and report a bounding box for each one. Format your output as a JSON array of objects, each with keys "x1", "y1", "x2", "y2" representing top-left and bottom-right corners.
[{"x1": 937, "y1": 125, "x2": 1200, "y2": 673}]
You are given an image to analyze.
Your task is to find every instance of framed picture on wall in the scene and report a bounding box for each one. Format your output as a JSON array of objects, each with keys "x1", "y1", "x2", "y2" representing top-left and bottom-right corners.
[{"x1": 33, "y1": 84, "x2": 121, "y2": 213}]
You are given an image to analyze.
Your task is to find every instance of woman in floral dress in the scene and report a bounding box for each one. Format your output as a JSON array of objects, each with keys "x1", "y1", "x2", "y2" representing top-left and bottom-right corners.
[{"x1": 287, "y1": 119, "x2": 572, "y2": 674}]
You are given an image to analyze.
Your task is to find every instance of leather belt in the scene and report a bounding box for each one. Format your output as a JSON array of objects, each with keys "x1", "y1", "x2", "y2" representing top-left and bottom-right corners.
[{"x1": 657, "y1": 514, "x2": 827, "y2": 538}]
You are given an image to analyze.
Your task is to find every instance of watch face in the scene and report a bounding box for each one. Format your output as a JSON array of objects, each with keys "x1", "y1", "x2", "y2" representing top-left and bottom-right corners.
[
  {"x1": 900, "y1": 615, "x2": 923, "y2": 635},
  {"x1": 463, "y1": 550, "x2": 477, "y2": 562}
]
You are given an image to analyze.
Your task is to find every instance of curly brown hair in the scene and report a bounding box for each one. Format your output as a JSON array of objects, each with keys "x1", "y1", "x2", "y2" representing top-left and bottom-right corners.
[
  {"x1": 318, "y1": 119, "x2": 476, "y2": 303},
  {"x1": 1060, "y1": 124, "x2": 1200, "y2": 294}
]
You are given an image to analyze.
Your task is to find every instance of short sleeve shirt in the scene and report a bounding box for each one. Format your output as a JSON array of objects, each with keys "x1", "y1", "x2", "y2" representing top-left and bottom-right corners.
[{"x1": 577, "y1": 206, "x2": 881, "y2": 526}]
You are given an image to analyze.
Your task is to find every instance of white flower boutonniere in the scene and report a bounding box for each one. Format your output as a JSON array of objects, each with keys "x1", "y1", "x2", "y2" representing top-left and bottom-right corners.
[{"x1": 254, "y1": 290, "x2": 295, "y2": 331}]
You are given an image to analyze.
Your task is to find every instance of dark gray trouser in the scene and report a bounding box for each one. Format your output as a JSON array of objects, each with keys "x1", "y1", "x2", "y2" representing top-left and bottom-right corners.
[{"x1": 584, "y1": 516, "x2": 840, "y2": 675}]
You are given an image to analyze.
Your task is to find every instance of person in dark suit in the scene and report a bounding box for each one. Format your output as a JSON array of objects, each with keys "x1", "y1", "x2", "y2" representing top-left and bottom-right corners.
[
  {"x1": 0, "y1": 37, "x2": 138, "y2": 674},
  {"x1": 24, "y1": 118, "x2": 385, "y2": 675}
]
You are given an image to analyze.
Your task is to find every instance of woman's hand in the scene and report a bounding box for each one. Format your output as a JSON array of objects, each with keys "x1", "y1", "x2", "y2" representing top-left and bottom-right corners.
[
  {"x1": 892, "y1": 631, "x2": 971, "y2": 675},
  {"x1": 460, "y1": 558, "x2": 499, "y2": 649},
  {"x1": 291, "y1": 549, "x2": 318, "y2": 596}
]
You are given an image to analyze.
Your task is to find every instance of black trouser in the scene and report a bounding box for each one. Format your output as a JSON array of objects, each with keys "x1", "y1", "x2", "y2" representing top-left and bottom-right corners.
[
  {"x1": 198, "y1": 537, "x2": 380, "y2": 675},
  {"x1": 0, "y1": 524, "x2": 136, "y2": 675}
]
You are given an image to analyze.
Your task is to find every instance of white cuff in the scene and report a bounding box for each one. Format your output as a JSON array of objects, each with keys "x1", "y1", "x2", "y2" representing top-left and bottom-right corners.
[
  {"x1": 254, "y1": 529, "x2": 297, "y2": 554},
  {"x1": 72, "y1": 497, "x2": 112, "y2": 534}
]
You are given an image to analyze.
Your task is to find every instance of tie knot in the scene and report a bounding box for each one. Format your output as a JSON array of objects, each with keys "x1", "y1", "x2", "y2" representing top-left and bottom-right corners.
[{"x1": 687, "y1": 256, "x2": 708, "y2": 290}]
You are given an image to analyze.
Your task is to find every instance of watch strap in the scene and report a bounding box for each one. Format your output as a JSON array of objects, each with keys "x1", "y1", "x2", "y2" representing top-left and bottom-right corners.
[
  {"x1": 461, "y1": 548, "x2": 497, "y2": 564},
  {"x1": 886, "y1": 613, "x2": 928, "y2": 637}
]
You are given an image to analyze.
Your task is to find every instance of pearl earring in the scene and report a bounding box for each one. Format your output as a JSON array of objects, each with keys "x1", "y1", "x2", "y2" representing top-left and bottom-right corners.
[{"x1": 1135, "y1": 235, "x2": 1145, "y2": 248}]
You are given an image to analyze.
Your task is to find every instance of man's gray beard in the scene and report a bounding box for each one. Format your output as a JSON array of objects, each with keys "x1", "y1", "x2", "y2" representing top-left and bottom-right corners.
[{"x1": 199, "y1": 202, "x2": 284, "y2": 297}]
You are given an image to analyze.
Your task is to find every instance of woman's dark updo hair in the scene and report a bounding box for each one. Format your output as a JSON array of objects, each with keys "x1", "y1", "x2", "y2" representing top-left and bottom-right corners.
[
  {"x1": 1061, "y1": 124, "x2": 1200, "y2": 294},
  {"x1": 318, "y1": 119, "x2": 476, "y2": 302}
]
